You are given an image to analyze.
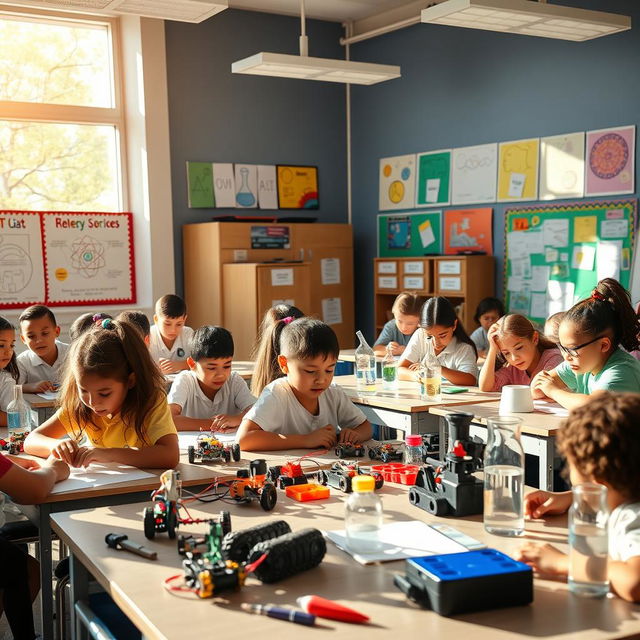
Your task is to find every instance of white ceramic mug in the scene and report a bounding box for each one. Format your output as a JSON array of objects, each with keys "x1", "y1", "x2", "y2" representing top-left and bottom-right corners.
[{"x1": 499, "y1": 385, "x2": 534, "y2": 414}]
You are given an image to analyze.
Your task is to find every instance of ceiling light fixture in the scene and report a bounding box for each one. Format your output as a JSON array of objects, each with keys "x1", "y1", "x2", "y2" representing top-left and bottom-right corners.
[
  {"x1": 421, "y1": 0, "x2": 631, "y2": 42},
  {"x1": 232, "y1": 0, "x2": 401, "y2": 85}
]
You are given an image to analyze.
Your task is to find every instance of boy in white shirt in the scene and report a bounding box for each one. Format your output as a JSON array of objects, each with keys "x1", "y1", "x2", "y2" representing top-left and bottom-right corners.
[
  {"x1": 168, "y1": 326, "x2": 255, "y2": 432},
  {"x1": 149, "y1": 294, "x2": 194, "y2": 373},
  {"x1": 17, "y1": 305, "x2": 69, "y2": 393},
  {"x1": 517, "y1": 391, "x2": 640, "y2": 603},
  {"x1": 238, "y1": 318, "x2": 372, "y2": 451}
]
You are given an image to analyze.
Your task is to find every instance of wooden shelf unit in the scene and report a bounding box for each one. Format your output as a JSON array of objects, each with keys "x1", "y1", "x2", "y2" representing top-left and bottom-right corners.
[{"x1": 374, "y1": 256, "x2": 495, "y2": 336}]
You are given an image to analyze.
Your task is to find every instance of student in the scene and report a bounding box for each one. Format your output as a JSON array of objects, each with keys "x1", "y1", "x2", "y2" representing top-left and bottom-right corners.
[
  {"x1": 238, "y1": 318, "x2": 372, "y2": 451},
  {"x1": 516, "y1": 392, "x2": 640, "y2": 603},
  {"x1": 69, "y1": 312, "x2": 112, "y2": 342},
  {"x1": 116, "y1": 310, "x2": 151, "y2": 346},
  {"x1": 0, "y1": 316, "x2": 19, "y2": 427},
  {"x1": 397, "y1": 296, "x2": 478, "y2": 386},
  {"x1": 470, "y1": 297, "x2": 505, "y2": 358},
  {"x1": 478, "y1": 314, "x2": 562, "y2": 391},
  {"x1": 17, "y1": 305, "x2": 69, "y2": 393},
  {"x1": 0, "y1": 453, "x2": 69, "y2": 640},
  {"x1": 250, "y1": 303, "x2": 305, "y2": 397},
  {"x1": 168, "y1": 326, "x2": 256, "y2": 432},
  {"x1": 544, "y1": 311, "x2": 566, "y2": 344},
  {"x1": 24, "y1": 319, "x2": 179, "y2": 469},
  {"x1": 373, "y1": 291, "x2": 425, "y2": 356},
  {"x1": 531, "y1": 279, "x2": 640, "y2": 410},
  {"x1": 149, "y1": 294, "x2": 194, "y2": 374}
]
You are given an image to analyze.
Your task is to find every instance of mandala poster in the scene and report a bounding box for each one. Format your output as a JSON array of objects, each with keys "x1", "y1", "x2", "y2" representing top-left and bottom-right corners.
[
  {"x1": 586, "y1": 125, "x2": 635, "y2": 196},
  {"x1": 43, "y1": 212, "x2": 135, "y2": 305}
]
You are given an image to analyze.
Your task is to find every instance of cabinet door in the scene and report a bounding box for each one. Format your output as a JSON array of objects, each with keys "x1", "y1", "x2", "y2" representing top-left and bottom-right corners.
[
  {"x1": 256, "y1": 264, "x2": 311, "y2": 323},
  {"x1": 435, "y1": 259, "x2": 466, "y2": 296}
]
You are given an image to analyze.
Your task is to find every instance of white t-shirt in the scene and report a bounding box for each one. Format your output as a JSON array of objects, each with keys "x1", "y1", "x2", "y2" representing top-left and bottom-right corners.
[
  {"x1": 0, "y1": 369, "x2": 16, "y2": 412},
  {"x1": 17, "y1": 340, "x2": 69, "y2": 385},
  {"x1": 402, "y1": 331, "x2": 478, "y2": 380},
  {"x1": 168, "y1": 370, "x2": 256, "y2": 418},
  {"x1": 149, "y1": 325, "x2": 194, "y2": 363},
  {"x1": 245, "y1": 377, "x2": 366, "y2": 436},
  {"x1": 609, "y1": 502, "x2": 640, "y2": 563}
]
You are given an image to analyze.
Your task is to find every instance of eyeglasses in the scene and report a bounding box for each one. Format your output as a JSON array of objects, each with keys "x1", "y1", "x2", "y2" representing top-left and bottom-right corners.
[{"x1": 558, "y1": 335, "x2": 605, "y2": 358}]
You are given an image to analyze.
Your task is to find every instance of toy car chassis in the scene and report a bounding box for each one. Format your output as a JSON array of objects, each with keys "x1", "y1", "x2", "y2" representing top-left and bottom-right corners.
[
  {"x1": 229, "y1": 459, "x2": 278, "y2": 511},
  {"x1": 187, "y1": 432, "x2": 241, "y2": 465},
  {"x1": 319, "y1": 460, "x2": 384, "y2": 493},
  {"x1": 367, "y1": 443, "x2": 404, "y2": 463},
  {"x1": 334, "y1": 443, "x2": 365, "y2": 458}
]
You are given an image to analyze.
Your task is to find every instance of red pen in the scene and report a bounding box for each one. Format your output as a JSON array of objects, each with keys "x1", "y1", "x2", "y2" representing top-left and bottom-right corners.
[{"x1": 296, "y1": 595, "x2": 369, "y2": 624}]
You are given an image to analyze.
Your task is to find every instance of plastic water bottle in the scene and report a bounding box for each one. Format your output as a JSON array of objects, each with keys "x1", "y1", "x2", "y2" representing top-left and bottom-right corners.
[
  {"x1": 345, "y1": 475, "x2": 383, "y2": 553},
  {"x1": 483, "y1": 416, "x2": 524, "y2": 537},
  {"x1": 569, "y1": 483, "x2": 609, "y2": 598},
  {"x1": 404, "y1": 434, "x2": 424, "y2": 465},
  {"x1": 7, "y1": 385, "x2": 31, "y2": 445},
  {"x1": 381, "y1": 343, "x2": 397, "y2": 391},
  {"x1": 355, "y1": 330, "x2": 376, "y2": 393}
]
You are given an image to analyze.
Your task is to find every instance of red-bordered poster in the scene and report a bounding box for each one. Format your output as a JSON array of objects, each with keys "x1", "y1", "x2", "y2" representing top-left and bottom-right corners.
[{"x1": 0, "y1": 211, "x2": 135, "y2": 309}]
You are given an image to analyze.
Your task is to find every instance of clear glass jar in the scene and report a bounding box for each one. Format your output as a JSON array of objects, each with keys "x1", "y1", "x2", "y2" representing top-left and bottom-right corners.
[
  {"x1": 345, "y1": 475, "x2": 383, "y2": 553},
  {"x1": 7, "y1": 385, "x2": 30, "y2": 439},
  {"x1": 355, "y1": 330, "x2": 376, "y2": 393},
  {"x1": 381, "y1": 343, "x2": 397, "y2": 391},
  {"x1": 483, "y1": 415, "x2": 524, "y2": 537},
  {"x1": 404, "y1": 434, "x2": 424, "y2": 465}
]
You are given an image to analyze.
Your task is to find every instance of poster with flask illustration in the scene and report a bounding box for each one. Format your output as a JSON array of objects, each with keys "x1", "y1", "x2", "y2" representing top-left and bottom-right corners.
[{"x1": 234, "y1": 164, "x2": 258, "y2": 209}]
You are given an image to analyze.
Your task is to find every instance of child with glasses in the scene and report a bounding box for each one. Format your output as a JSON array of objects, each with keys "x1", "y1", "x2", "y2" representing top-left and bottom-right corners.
[
  {"x1": 531, "y1": 278, "x2": 640, "y2": 410},
  {"x1": 397, "y1": 296, "x2": 478, "y2": 386}
]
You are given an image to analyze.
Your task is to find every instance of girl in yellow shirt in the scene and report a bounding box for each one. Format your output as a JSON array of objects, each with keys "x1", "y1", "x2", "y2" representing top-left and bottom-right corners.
[{"x1": 25, "y1": 318, "x2": 179, "y2": 469}]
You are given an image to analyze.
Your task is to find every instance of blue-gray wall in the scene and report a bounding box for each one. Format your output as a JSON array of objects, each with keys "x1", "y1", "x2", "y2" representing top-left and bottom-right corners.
[
  {"x1": 349, "y1": 0, "x2": 640, "y2": 339},
  {"x1": 165, "y1": 9, "x2": 348, "y2": 294}
]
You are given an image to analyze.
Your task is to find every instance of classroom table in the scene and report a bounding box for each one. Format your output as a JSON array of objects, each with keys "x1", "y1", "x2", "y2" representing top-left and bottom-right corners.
[
  {"x1": 51, "y1": 482, "x2": 640, "y2": 640},
  {"x1": 430, "y1": 402, "x2": 565, "y2": 491},
  {"x1": 333, "y1": 374, "x2": 500, "y2": 435},
  {"x1": 338, "y1": 348, "x2": 385, "y2": 363}
]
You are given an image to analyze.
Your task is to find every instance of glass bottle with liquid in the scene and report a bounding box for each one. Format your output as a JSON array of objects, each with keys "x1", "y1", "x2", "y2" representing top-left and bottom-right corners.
[
  {"x1": 381, "y1": 343, "x2": 397, "y2": 391},
  {"x1": 420, "y1": 352, "x2": 441, "y2": 402},
  {"x1": 568, "y1": 483, "x2": 609, "y2": 598},
  {"x1": 355, "y1": 330, "x2": 376, "y2": 393},
  {"x1": 7, "y1": 385, "x2": 31, "y2": 442},
  {"x1": 483, "y1": 415, "x2": 524, "y2": 537},
  {"x1": 345, "y1": 475, "x2": 383, "y2": 553}
]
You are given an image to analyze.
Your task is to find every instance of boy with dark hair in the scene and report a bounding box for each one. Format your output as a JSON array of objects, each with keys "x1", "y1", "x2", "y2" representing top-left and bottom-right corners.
[
  {"x1": 117, "y1": 310, "x2": 151, "y2": 346},
  {"x1": 17, "y1": 305, "x2": 69, "y2": 393},
  {"x1": 168, "y1": 326, "x2": 255, "y2": 432},
  {"x1": 149, "y1": 294, "x2": 193, "y2": 373}
]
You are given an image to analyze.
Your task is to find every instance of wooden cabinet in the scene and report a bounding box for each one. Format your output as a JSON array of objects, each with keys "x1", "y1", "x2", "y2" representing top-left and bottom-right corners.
[{"x1": 374, "y1": 256, "x2": 495, "y2": 336}]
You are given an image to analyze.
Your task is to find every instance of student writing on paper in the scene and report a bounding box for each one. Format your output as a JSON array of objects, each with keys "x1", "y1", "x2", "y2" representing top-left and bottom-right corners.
[
  {"x1": 168, "y1": 326, "x2": 256, "y2": 432},
  {"x1": 238, "y1": 318, "x2": 372, "y2": 451},
  {"x1": 149, "y1": 294, "x2": 194, "y2": 374},
  {"x1": 517, "y1": 392, "x2": 640, "y2": 603},
  {"x1": 531, "y1": 279, "x2": 640, "y2": 410},
  {"x1": 373, "y1": 292, "x2": 425, "y2": 356},
  {"x1": 470, "y1": 297, "x2": 505, "y2": 359},
  {"x1": 397, "y1": 297, "x2": 478, "y2": 386},
  {"x1": 25, "y1": 319, "x2": 179, "y2": 469},
  {"x1": 478, "y1": 314, "x2": 562, "y2": 392},
  {"x1": 0, "y1": 316, "x2": 19, "y2": 427}
]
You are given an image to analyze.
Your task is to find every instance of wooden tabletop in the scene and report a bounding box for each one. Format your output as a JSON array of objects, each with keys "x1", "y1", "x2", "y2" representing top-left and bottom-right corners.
[
  {"x1": 333, "y1": 375, "x2": 500, "y2": 413},
  {"x1": 338, "y1": 348, "x2": 385, "y2": 363},
  {"x1": 51, "y1": 485, "x2": 640, "y2": 640},
  {"x1": 429, "y1": 402, "x2": 565, "y2": 437},
  {"x1": 24, "y1": 393, "x2": 57, "y2": 408}
]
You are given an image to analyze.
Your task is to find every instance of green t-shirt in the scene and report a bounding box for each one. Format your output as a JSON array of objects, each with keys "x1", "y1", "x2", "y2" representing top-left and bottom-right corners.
[{"x1": 556, "y1": 348, "x2": 640, "y2": 395}]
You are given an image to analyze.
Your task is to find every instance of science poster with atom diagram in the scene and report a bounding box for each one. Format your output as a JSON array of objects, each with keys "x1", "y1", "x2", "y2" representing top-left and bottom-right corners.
[{"x1": 585, "y1": 125, "x2": 635, "y2": 197}]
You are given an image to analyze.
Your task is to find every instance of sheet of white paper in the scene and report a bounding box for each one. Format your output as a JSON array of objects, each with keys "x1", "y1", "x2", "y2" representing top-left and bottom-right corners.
[
  {"x1": 530, "y1": 265, "x2": 550, "y2": 292},
  {"x1": 178, "y1": 431, "x2": 238, "y2": 452},
  {"x1": 510, "y1": 258, "x2": 531, "y2": 279},
  {"x1": 596, "y1": 241, "x2": 622, "y2": 282},
  {"x1": 508, "y1": 276, "x2": 523, "y2": 292},
  {"x1": 543, "y1": 219, "x2": 569, "y2": 248},
  {"x1": 271, "y1": 268, "x2": 294, "y2": 286},
  {"x1": 601, "y1": 219, "x2": 629, "y2": 239},
  {"x1": 320, "y1": 258, "x2": 341, "y2": 285},
  {"x1": 257, "y1": 165, "x2": 278, "y2": 210},
  {"x1": 506, "y1": 231, "x2": 529, "y2": 260},
  {"x1": 322, "y1": 297, "x2": 343, "y2": 325},
  {"x1": 36, "y1": 391, "x2": 59, "y2": 401},
  {"x1": 528, "y1": 230, "x2": 545, "y2": 254},
  {"x1": 530, "y1": 292, "x2": 548, "y2": 318},
  {"x1": 508, "y1": 172, "x2": 526, "y2": 198},
  {"x1": 419, "y1": 220, "x2": 436, "y2": 248},
  {"x1": 377, "y1": 261, "x2": 397, "y2": 274},
  {"x1": 212, "y1": 163, "x2": 236, "y2": 208},
  {"x1": 404, "y1": 276, "x2": 424, "y2": 289},
  {"x1": 325, "y1": 520, "x2": 477, "y2": 565},
  {"x1": 545, "y1": 247, "x2": 559, "y2": 263},
  {"x1": 378, "y1": 276, "x2": 398, "y2": 289},
  {"x1": 547, "y1": 280, "x2": 575, "y2": 316},
  {"x1": 571, "y1": 244, "x2": 596, "y2": 271},
  {"x1": 438, "y1": 261, "x2": 461, "y2": 275},
  {"x1": 404, "y1": 261, "x2": 424, "y2": 274},
  {"x1": 533, "y1": 400, "x2": 569, "y2": 417},
  {"x1": 50, "y1": 463, "x2": 155, "y2": 495},
  {"x1": 425, "y1": 178, "x2": 441, "y2": 203}
]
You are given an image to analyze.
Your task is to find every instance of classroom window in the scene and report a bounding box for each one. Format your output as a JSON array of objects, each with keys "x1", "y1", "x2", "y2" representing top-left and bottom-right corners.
[{"x1": 0, "y1": 10, "x2": 125, "y2": 211}]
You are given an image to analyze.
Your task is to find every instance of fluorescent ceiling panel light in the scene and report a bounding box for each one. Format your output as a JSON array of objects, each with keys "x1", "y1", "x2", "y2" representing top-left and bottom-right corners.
[
  {"x1": 232, "y1": 52, "x2": 401, "y2": 85},
  {"x1": 421, "y1": 0, "x2": 631, "y2": 41}
]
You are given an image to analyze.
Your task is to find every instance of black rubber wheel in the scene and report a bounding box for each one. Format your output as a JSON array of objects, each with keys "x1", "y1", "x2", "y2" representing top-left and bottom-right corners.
[
  {"x1": 372, "y1": 472, "x2": 384, "y2": 490},
  {"x1": 356, "y1": 448, "x2": 364, "y2": 457},
  {"x1": 221, "y1": 510, "x2": 232, "y2": 536},
  {"x1": 187, "y1": 446, "x2": 195, "y2": 465},
  {"x1": 167, "y1": 508, "x2": 178, "y2": 539},
  {"x1": 231, "y1": 443, "x2": 241, "y2": 462},
  {"x1": 268, "y1": 465, "x2": 281, "y2": 483},
  {"x1": 335, "y1": 447, "x2": 344, "y2": 458},
  {"x1": 338, "y1": 476, "x2": 348, "y2": 492},
  {"x1": 143, "y1": 507, "x2": 155, "y2": 540},
  {"x1": 223, "y1": 450, "x2": 231, "y2": 463},
  {"x1": 259, "y1": 483, "x2": 277, "y2": 511}
]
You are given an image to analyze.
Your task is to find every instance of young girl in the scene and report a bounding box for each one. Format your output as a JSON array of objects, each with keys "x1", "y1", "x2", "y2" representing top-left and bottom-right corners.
[
  {"x1": 24, "y1": 319, "x2": 179, "y2": 469},
  {"x1": 478, "y1": 314, "x2": 563, "y2": 391},
  {"x1": 397, "y1": 296, "x2": 478, "y2": 386},
  {"x1": 250, "y1": 303, "x2": 305, "y2": 397},
  {"x1": 0, "y1": 316, "x2": 19, "y2": 426},
  {"x1": 238, "y1": 318, "x2": 372, "y2": 451},
  {"x1": 543, "y1": 311, "x2": 566, "y2": 345},
  {"x1": 373, "y1": 291, "x2": 425, "y2": 356},
  {"x1": 531, "y1": 278, "x2": 640, "y2": 410},
  {"x1": 470, "y1": 297, "x2": 505, "y2": 358}
]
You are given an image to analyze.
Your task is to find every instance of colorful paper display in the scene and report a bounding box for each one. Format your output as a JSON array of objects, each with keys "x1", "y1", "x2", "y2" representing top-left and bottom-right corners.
[
  {"x1": 277, "y1": 165, "x2": 319, "y2": 209},
  {"x1": 498, "y1": 138, "x2": 540, "y2": 202},
  {"x1": 377, "y1": 211, "x2": 442, "y2": 258},
  {"x1": 585, "y1": 125, "x2": 635, "y2": 196},
  {"x1": 416, "y1": 150, "x2": 451, "y2": 207},
  {"x1": 379, "y1": 154, "x2": 416, "y2": 211},
  {"x1": 186, "y1": 161, "x2": 214, "y2": 208},
  {"x1": 539, "y1": 132, "x2": 585, "y2": 200},
  {"x1": 451, "y1": 143, "x2": 497, "y2": 205},
  {"x1": 443, "y1": 208, "x2": 493, "y2": 255}
]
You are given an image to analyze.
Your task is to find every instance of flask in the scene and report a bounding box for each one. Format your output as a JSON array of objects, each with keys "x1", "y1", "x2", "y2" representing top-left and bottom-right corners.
[
  {"x1": 355, "y1": 331, "x2": 376, "y2": 393},
  {"x1": 483, "y1": 415, "x2": 524, "y2": 536},
  {"x1": 568, "y1": 483, "x2": 609, "y2": 598},
  {"x1": 7, "y1": 385, "x2": 31, "y2": 442},
  {"x1": 381, "y1": 343, "x2": 397, "y2": 391},
  {"x1": 404, "y1": 434, "x2": 424, "y2": 465},
  {"x1": 345, "y1": 475, "x2": 383, "y2": 553},
  {"x1": 420, "y1": 349, "x2": 441, "y2": 402}
]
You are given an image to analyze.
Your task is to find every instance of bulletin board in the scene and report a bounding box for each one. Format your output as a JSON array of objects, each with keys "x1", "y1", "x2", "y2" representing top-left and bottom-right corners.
[
  {"x1": 504, "y1": 199, "x2": 636, "y2": 325},
  {"x1": 377, "y1": 211, "x2": 442, "y2": 258},
  {"x1": 0, "y1": 210, "x2": 136, "y2": 309}
]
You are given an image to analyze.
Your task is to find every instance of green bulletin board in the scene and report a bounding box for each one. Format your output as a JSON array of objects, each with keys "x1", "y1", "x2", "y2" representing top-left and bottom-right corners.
[
  {"x1": 377, "y1": 211, "x2": 443, "y2": 258},
  {"x1": 505, "y1": 199, "x2": 637, "y2": 325}
]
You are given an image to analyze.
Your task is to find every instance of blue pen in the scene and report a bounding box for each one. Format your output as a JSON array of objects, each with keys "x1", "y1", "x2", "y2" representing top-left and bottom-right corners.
[{"x1": 240, "y1": 603, "x2": 316, "y2": 626}]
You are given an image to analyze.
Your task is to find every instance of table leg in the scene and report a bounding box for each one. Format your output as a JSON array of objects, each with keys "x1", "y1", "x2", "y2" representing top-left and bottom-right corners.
[
  {"x1": 37, "y1": 504, "x2": 54, "y2": 640},
  {"x1": 70, "y1": 552, "x2": 90, "y2": 640},
  {"x1": 539, "y1": 436, "x2": 555, "y2": 491}
]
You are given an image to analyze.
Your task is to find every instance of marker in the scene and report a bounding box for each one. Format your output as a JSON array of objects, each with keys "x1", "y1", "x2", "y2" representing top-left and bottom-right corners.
[
  {"x1": 240, "y1": 603, "x2": 315, "y2": 626},
  {"x1": 297, "y1": 595, "x2": 369, "y2": 624},
  {"x1": 105, "y1": 533, "x2": 157, "y2": 560}
]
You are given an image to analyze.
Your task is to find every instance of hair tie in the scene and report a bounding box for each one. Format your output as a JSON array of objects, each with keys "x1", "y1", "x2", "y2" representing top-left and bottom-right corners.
[
  {"x1": 591, "y1": 290, "x2": 606, "y2": 302},
  {"x1": 282, "y1": 316, "x2": 294, "y2": 325},
  {"x1": 99, "y1": 318, "x2": 115, "y2": 330}
]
